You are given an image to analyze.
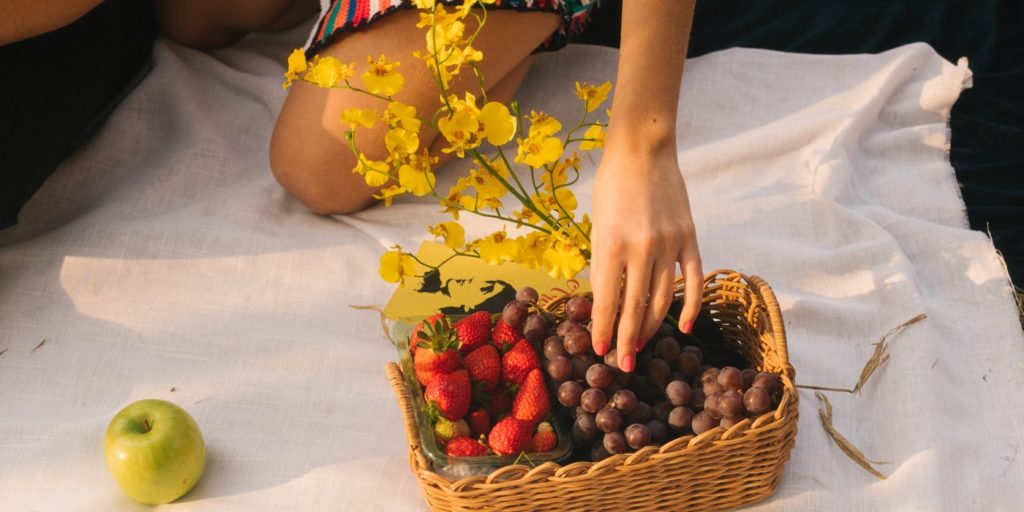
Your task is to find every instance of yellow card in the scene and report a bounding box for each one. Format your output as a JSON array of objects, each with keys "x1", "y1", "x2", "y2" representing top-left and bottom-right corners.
[{"x1": 383, "y1": 241, "x2": 590, "y2": 320}]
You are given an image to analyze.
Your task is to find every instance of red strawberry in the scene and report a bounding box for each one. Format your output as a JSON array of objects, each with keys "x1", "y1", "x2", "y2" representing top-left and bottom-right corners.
[
  {"x1": 413, "y1": 316, "x2": 462, "y2": 387},
  {"x1": 464, "y1": 344, "x2": 501, "y2": 392},
  {"x1": 425, "y1": 369, "x2": 471, "y2": 420},
  {"x1": 446, "y1": 436, "x2": 488, "y2": 457},
  {"x1": 513, "y1": 368, "x2": 550, "y2": 425},
  {"x1": 467, "y1": 408, "x2": 491, "y2": 437},
  {"x1": 488, "y1": 416, "x2": 532, "y2": 456},
  {"x1": 409, "y1": 313, "x2": 448, "y2": 355},
  {"x1": 531, "y1": 422, "x2": 557, "y2": 452},
  {"x1": 484, "y1": 387, "x2": 513, "y2": 419},
  {"x1": 502, "y1": 339, "x2": 540, "y2": 386},
  {"x1": 491, "y1": 318, "x2": 523, "y2": 352},
  {"x1": 454, "y1": 311, "x2": 492, "y2": 354}
]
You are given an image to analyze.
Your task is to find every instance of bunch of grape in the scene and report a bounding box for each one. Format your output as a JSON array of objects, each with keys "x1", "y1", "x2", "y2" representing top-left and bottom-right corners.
[{"x1": 529, "y1": 293, "x2": 782, "y2": 461}]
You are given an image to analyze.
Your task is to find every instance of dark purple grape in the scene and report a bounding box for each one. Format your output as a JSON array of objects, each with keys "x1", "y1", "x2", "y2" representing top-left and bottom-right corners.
[
  {"x1": 704, "y1": 392, "x2": 723, "y2": 420},
  {"x1": 611, "y1": 389, "x2": 638, "y2": 414},
  {"x1": 753, "y1": 372, "x2": 780, "y2": 394},
  {"x1": 556, "y1": 319, "x2": 583, "y2": 337},
  {"x1": 667, "y1": 406, "x2": 694, "y2": 432},
  {"x1": 543, "y1": 335, "x2": 568, "y2": 360},
  {"x1": 647, "y1": 358, "x2": 671, "y2": 387},
  {"x1": 614, "y1": 367, "x2": 633, "y2": 387},
  {"x1": 580, "y1": 388, "x2": 607, "y2": 413},
  {"x1": 654, "y1": 323, "x2": 676, "y2": 341},
  {"x1": 689, "y1": 386, "x2": 707, "y2": 410},
  {"x1": 741, "y1": 369, "x2": 757, "y2": 391},
  {"x1": 595, "y1": 407, "x2": 622, "y2": 433},
  {"x1": 603, "y1": 431, "x2": 627, "y2": 454},
  {"x1": 652, "y1": 401, "x2": 673, "y2": 423},
  {"x1": 691, "y1": 410, "x2": 719, "y2": 435},
  {"x1": 702, "y1": 380, "x2": 724, "y2": 396},
  {"x1": 586, "y1": 363, "x2": 615, "y2": 389},
  {"x1": 718, "y1": 390, "x2": 744, "y2": 418},
  {"x1": 623, "y1": 401, "x2": 653, "y2": 425},
  {"x1": 502, "y1": 300, "x2": 529, "y2": 329},
  {"x1": 563, "y1": 329, "x2": 592, "y2": 356},
  {"x1": 516, "y1": 286, "x2": 539, "y2": 303},
  {"x1": 523, "y1": 314, "x2": 550, "y2": 344},
  {"x1": 572, "y1": 354, "x2": 598, "y2": 381},
  {"x1": 646, "y1": 419, "x2": 669, "y2": 443},
  {"x1": 743, "y1": 386, "x2": 772, "y2": 415},
  {"x1": 602, "y1": 381, "x2": 622, "y2": 398},
  {"x1": 717, "y1": 366, "x2": 743, "y2": 391},
  {"x1": 625, "y1": 423, "x2": 652, "y2": 449},
  {"x1": 700, "y1": 368, "x2": 720, "y2": 386},
  {"x1": 603, "y1": 348, "x2": 619, "y2": 369},
  {"x1": 654, "y1": 337, "x2": 681, "y2": 362},
  {"x1": 573, "y1": 412, "x2": 598, "y2": 440},
  {"x1": 674, "y1": 352, "x2": 702, "y2": 379},
  {"x1": 591, "y1": 444, "x2": 611, "y2": 461},
  {"x1": 547, "y1": 355, "x2": 573, "y2": 382},
  {"x1": 558, "y1": 380, "x2": 583, "y2": 407},
  {"x1": 636, "y1": 352, "x2": 655, "y2": 375},
  {"x1": 665, "y1": 380, "x2": 693, "y2": 407},
  {"x1": 719, "y1": 415, "x2": 743, "y2": 430},
  {"x1": 682, "y1": 345, "x2": 703, "y2": 361},
  {"x1": 565, "y1": 296, "x2": 593, "y2": 322}
]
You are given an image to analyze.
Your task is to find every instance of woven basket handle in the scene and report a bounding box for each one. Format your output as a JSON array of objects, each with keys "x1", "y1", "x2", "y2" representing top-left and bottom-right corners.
[
  {"x1": 746, "y1": 274, "x2": 794, "y2": 381},
  {"x1": 385, "y1": 362, "x2": 430, "y2": 469}
]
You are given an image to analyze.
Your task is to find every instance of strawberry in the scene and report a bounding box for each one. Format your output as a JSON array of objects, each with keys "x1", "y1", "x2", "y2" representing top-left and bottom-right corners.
[
  {"x1": 454, "y1": 311, "x2": 492, "y2": 355},
  {"x1": 488, "y1": 416, "x2": 532, "y2": 456},
  {"x1": 433, "y1": 418, "x2": 470, "y2": 444},
  {"x1": 425, "y1": 369, "x2": 471, "y2": 420},
  {"x1": 502, "y1": 339, "x2": 540, "y2": 386},
  {"x1": 467, "y1": 408, "x2": 491, "y2": 437},
  {"x1": 491, "y1": 318, "x2": 523, "y2": 352},
  {"x1": 409, "y1": 313, "x2": 448, "y2": 355},
  {"x1": 446, "y1": 436, "x2": 488, "y2": 457},
  {"x1": 464, "y1": 344, "x2": 501, "y2": 392},
  {"x1": 531, "y1": 422, "x2": 557, "y2": 452},
  {"x1": 484, "y1": 387, "x2": 513, "y2": 420},
  {"x1": 412, "y1": 316, "x2": 462, "y2": 387},
  {"x1": 512, "y1": 368, "x2": 550, "y2": 425}
]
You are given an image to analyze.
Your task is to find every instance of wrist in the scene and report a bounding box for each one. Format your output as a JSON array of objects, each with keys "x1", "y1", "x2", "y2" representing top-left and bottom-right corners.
[{"x1": 604, "y1": 117, "x2": 677, "y2": 157}]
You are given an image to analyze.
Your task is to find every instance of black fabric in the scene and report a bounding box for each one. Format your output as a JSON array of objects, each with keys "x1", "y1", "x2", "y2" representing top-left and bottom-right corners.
[
  {"x1": 0, "y1": 0, "x2": 157, "y2": 229},
  {"x1": 573, "y1": 0, "x2": 1024, "y2": 286}
]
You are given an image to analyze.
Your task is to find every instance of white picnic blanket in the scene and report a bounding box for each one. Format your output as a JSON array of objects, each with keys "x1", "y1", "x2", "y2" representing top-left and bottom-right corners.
[{"x1": 2, "y1": 18, "x2": 1022, "y2": 511}]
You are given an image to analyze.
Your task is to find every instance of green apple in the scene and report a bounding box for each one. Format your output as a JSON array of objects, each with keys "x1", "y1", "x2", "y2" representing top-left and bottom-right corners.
[{"x1": 104, "y1": 399, "x2": 206, "y2": 505}]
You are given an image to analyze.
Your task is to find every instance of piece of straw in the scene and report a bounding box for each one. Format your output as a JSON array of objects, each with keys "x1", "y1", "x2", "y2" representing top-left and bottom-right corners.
[
  {"x1": 815, "y1": 392, "x2": 888, "y2": 480},
  {"x1": 349, "y1": 304, "x2": 393, "y2": 344}
]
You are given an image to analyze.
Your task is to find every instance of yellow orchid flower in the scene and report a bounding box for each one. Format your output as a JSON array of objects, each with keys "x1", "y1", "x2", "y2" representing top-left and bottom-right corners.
[
  {"x1": 438, "y1": 109, "x2": 480, "y2": 157},
  {"x1": 514, "y1": 232, "x2": 548, "y2": 269},
  {"x1": 306, "y1": 56, "x2": 355, "y2": 88},
  {"x1": 527, "y1": 111, "x2": 562, "y2": 137},
  {"x1": 354, "y1": 157, "x2": 390, "y2": 187},
  {"x1": 542, "y1": 232, "x2": 586, "y2": 279},
  {"x1": 282, "y1": 48, "x2": 307, "y2": 89},
  {"x1": 477, "y1": 230, "x2": 523, "y2": 265},
  {"x1": 580, "y1": 124, "x2": 605, "y2": 150},
  {"x1": 361, "y1": 54, "x2": 404, "y2": 96},
  {"x1": 385, "y1": 127, "x2": 420, "y2": 161},
  {"x1": 478, "y1": 102, "x2": 517, "y2": 146},
  {"x1": 379, "y1": 248, "x2": 417, "y2": 283},
  {"x1": 428, "y1": 221, "x2": 466, "y2": 251},
  {"x1": 398, "y1": 162, "x2": 435, "y2": 196},
  {"x1": 340, "y1": 108, "x2": 378, "y2": 129},
  {"x1": 373, "y1": 185, "x2": 406, "y2": 207},
  {"x1": 384, "y1": 101, "x2": 421, "y2": 132},
  {"x1": 574, "y1": 81, "x2": 612, "y2": 113},
  {"x1": 515, "y1": 134, "x2": 564, "y2": 168}
]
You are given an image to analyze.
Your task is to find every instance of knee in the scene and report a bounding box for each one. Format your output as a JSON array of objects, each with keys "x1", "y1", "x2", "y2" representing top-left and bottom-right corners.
[{"x1": 269, "y1": 130, "x2": 377, "y2": 215}]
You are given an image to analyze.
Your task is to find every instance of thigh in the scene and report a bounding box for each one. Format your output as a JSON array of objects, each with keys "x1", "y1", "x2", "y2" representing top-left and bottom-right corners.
[{"x1": 270, "y1": 8, "x2": 562, "y2": 214}]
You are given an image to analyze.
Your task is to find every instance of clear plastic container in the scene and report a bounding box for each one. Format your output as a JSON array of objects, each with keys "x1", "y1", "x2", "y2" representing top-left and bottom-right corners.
[{"x1": 391, "y1": 318, "x2": 573, "y2": 479}]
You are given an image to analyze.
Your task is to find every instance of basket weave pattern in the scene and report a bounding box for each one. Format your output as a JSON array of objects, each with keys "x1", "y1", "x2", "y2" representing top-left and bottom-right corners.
[{"x1": 386, "y1": 269, "x2": 798, "y2": 511}]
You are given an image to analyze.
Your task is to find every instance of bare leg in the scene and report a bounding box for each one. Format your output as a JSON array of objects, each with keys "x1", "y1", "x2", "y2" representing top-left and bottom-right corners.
[
  {"x1": 269, "y1": 9, "x2": 562, "y2": 214},
  {"x1": 153, "y1": 0, "x2": 319, "y2": 49}
]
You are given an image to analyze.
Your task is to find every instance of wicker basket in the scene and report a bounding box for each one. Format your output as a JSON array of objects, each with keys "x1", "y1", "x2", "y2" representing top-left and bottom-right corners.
[{"x1": 386, "y1": 269, "x2": 798, "y2": 512}]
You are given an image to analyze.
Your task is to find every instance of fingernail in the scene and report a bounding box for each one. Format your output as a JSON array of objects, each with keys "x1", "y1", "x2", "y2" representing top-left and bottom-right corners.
[
  {"x1": 594, "y1": 342, "x2": 609, "y2": 357},
  {"x1": 621, "y1": 353, "x2": 636, "y2": 373},
  {"x1": 682, "y1": 320, "x2": 693, "y2": 334}
]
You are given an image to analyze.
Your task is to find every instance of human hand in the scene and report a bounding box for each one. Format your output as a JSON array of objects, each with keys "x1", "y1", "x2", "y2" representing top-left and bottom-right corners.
[{"x1": 589, "y1": 140, "x2": 703, "y2": 372}]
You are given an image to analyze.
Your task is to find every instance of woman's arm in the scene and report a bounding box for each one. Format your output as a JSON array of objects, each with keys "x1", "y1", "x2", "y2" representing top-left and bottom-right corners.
[
  {"x1": 589, "y1": 0, "x2": 702, "y2": 372},
  {"x1": 0, "y1": 0, "x2": 102, "y2": 46}
]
